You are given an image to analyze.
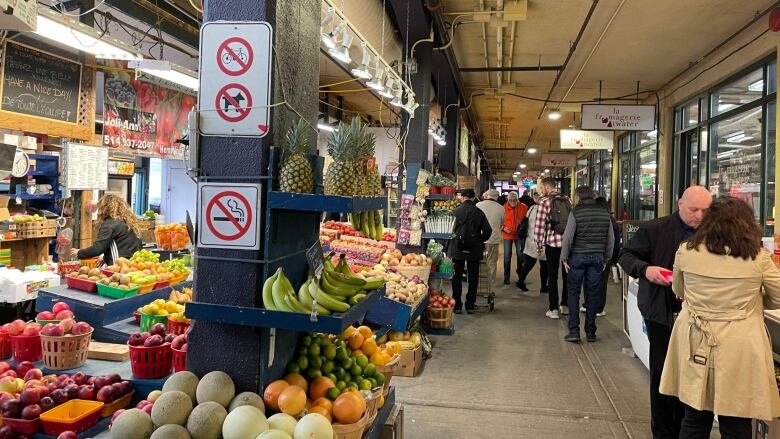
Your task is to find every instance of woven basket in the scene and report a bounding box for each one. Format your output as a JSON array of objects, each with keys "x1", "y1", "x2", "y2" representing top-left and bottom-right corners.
[
  {"x1": 376, "y1": 353, "x2": 400, "y2": 396},
  {"x1": 364, "y1": 388, "x2": 383, "y2": 420},
  {"x1": 424, "y1": 307, "x2": 453, "y2": 328},
  {"x1": 332, "y1": 408, "x2": 374, "y2": 439},
  {"x1": 393, "y1": 264, "x2": 431, "y2": 285},
  {"x1": 40, "y1": 330, "x2": 93, "y2": 370}
]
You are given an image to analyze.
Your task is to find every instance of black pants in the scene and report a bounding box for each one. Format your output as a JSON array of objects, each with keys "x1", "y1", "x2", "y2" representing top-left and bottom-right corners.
[
  {"x1": 452, "y1": 259, "x2": 479, "y2": 311},
  {"x1": 596, "y1": 262, "x2": 611, "y2": 313},
  {"x1": 544, "y1": 246, "x2": 567, "y2": 311},
  {"x1": 679, "y1": 404, "x2": 751, "y2": 439},
  {"x1": 645, "y1": 319, "x2": 685, "y2": 439},
  {"x1": 517, "y1": 254, "x2": 548, "y2": 291}
]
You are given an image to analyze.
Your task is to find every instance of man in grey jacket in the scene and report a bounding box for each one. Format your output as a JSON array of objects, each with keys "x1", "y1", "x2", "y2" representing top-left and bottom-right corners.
[
  {"x1": 477, "y1": 189, "x2": 505, "y2": 293},
  {"x1": 561, "y1": 186, "x2": 614, "y2": 343}
]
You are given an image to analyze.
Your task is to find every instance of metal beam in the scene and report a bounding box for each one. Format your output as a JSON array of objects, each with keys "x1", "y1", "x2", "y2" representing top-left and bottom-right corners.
[
  {"x1": 104, "y1": 0, "x2": 200, "y2": 48},
  {"x1": 460, "y1": 65, "x2": 561, "y2": 72}
]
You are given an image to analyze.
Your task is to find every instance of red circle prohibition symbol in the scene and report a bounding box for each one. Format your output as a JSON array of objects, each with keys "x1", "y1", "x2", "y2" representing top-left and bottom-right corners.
[
  {"x1": 215, "y1": 83, "x2": 253, "y2": 122},
  {"x1": 206, "y1": 191, "x2": 253, "y2": 241},
  {"x1": 217, "y1": 37, "x2": 254, "y2": 76}
]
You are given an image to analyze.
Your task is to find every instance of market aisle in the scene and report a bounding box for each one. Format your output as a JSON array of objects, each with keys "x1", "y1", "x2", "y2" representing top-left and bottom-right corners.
[{"x1": 393, "y1": 250, "x2": 659, "y2": 439}]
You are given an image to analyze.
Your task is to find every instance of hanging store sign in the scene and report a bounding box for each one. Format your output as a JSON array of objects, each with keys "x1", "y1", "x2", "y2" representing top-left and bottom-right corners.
[
  {"x1": 0, "y1": 0, "x2": 36, "y2": 31},
  {"x1": 1, "y1": 41, "x2": 81, "y2": 123},
  {"x1": 198, "y1": 22, "x2": 273, "y2": 137},
  {"x1": 102, "y1": 65, "x2": 196, "y2": 160},
  {"x1": 581, "y1": 104, "x2": 656, "y2": 131},
  {"x1": 540, "y1": 153, "x2": 576, "y2": 167},
  {"x1": 560, "y1": 129, "x2": 614, "y2": 150}
]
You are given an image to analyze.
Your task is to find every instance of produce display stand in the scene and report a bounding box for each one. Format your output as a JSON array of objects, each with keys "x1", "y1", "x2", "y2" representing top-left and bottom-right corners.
[
  {"x1": 425, "y1": 194, "x2": 456, "y2": 201},
  {"x1": 421, "y1": 232, "x2": 454, "y2": 240},
  {"x1": 365, "y1": 295, "x2": 429, "y2": 332}
]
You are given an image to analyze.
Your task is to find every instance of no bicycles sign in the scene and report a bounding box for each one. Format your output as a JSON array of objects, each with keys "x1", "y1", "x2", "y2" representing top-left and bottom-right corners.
[{"x1": 198, "y1": 22, "x2": 272, "y2": 137}]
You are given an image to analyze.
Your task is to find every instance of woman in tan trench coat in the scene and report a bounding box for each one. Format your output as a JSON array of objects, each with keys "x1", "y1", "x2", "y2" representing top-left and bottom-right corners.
[{"x1": 660, "y1": 197, "x2": 780, "y2": 438}]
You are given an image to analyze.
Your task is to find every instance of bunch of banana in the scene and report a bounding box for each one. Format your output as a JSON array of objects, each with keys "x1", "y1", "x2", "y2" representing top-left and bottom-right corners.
[
  {"x1": 262, "y1": 267, "x2": 312, "y2": 313},
  {"x1": 349, "y1": 210, "x2": 384, "y2": 241}
]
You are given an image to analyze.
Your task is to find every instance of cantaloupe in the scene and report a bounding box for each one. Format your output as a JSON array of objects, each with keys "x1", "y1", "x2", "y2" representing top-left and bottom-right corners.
[
  {"x1": 293, "y1": 413, "x2": 333, "y2": 439},
  {"x1": 196, "y1": 371, "x2": 236, "y2": 407},
  {"x1": 151, "y1": 390, "x2": 193, "y2": 426},
  {"x1": 267, "y1": 413, "x2": 297, "y2": 436},
  {"x1": 222, "y1": 405, "x2": 268, "y2": 439},
  {"x1": 150, "y1": 424, "x2": 191, "y2": 439},
  {"x1": 111, "y1": 409, "x2": 154, "y2": 439},
  {"x1": 186, "y1": 401, "x2": 228, "y2": 439},
  {"x1": 257, "y1": 430, "x2": 292, "y2": 439},
  {"x1": 163, "y1": 371, "x2": 200, "y2": 403},
  {"x1": 228, "y1": 391, "x2": 265, "y2": 413}
]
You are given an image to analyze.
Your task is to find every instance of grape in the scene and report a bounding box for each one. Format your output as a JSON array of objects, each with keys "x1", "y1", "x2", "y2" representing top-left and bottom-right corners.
[{"x1": 131, "y1": 249, "x2": 159, "y2": 263}]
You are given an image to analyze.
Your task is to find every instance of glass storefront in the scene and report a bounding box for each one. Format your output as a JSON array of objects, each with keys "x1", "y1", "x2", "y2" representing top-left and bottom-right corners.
[
  {"x1": 576, "y1": 156, "x2": 589, "y2": 188},
  {"x1": 618, "y1": 132, "x2": 658, "y2": 220},
  {"x1": 588, "y1": 149, "x2": 613, "y2": 199},
  {"x1": 673, "y1": 57, "x2": 777, "y2": 231}
]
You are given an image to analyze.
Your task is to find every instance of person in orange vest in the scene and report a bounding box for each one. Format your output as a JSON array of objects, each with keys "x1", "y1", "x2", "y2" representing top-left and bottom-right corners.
[{"x1": 501, "y1": 191, "x2": 528, "y2": 285}]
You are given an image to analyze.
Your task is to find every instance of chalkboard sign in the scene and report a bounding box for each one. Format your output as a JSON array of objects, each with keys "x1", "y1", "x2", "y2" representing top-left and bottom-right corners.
[
  {"x1": 1, "y1": 41, "x2": 81, "y2": 123},
  {"x1": 306, "y1": 240, "x2": 324, "y2": 277}
]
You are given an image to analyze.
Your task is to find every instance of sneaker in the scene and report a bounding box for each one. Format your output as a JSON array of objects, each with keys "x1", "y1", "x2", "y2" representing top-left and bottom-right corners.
[
  {"x1": 516, "y1": 281, "x2": 528, "y2": 291},
  {"x1": 580, "y1": 307, "x2": 586, "y2": 313},
  {"x1": 454, "y1": 309, "x2": 463, "y2": 314},
  {"x1": 545, "y1": 310, "x2": 560, "y2": 319},
  {"x1": 586, "y1": 334, "x2": 597, "y2": 343},
  {"x1": 564, "y1": 333, "x2": 581, "y2": 343},
  {"x1": 596, "y1": 311, "x2": 607, "y2": 317},
  {"x1": 560, "y1": 306, "x2": 569, "y2": 315}
]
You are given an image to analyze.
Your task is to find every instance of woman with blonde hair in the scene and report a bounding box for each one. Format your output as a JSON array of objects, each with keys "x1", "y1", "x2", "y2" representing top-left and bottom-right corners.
[{"x1": 71, "y1": 195, "x2": 143, "y2": 265}]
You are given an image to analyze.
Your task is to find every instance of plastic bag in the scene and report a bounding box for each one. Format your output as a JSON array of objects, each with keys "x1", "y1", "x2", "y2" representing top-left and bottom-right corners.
[{"x1": 426, "y1": 241, "x2": 444, "y2": 266}]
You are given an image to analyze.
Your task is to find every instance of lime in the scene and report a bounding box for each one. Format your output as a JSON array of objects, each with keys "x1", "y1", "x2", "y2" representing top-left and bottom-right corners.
[
  {"x1": 363, "y1": 363, "x2": 376, "y2": 377},
  {"x1": 326, "y1": 387, "x2": 341, "y2": 401},
  {"x1": 320, "y1": 355, "x2": 327, "y2": 365},
  {"x1": 322, "y1": 360, "x2": 335, "y2": 374},
  {"x1": 296, "y1": 346, "x2": 308, "y2": 357},
  {"x1": 346, "y1": 381, "x2": 358, "y2": 390},
  {"x1": 301, "y1": 335, "x2": 312, "y2": 347},
  {"x1": 355, "y1": 354, "x2": 369, "y2": 369},
  {"x1": 334, "y1": 367, "x2": 346, "y2": 380},
  {"x1": 342, "y1": 357, "x2": 353, "y2": 370},
  {"x1": 306, "y1": 367, "x2": 323, "y2": 380},
  {"x1": 308, "y1": 355, "x2": 323, "y2": 370},
  {"x1": 324, "y1": 345, "x2": 337, "y2": 360},
  {"x1": 335, "y1": 339, "x2": 346, "y2": 350},
  {"x1": 319, "y1": 335, "x2": 331, "y2": 346},
  {"x1": 359, "y1": 379, "x2": 372, "y2": 391},
  {"x1": 374, "y1": 373, "x2": 385, "y2": 386},
  {"x1": 327, "y1": 373, "x2": 338, "y2": 383},
  {"x1": 336, "y1": 348, "x2": 348, "y2": 361},
  {"x1": 336, "y1": 380, "x2": 347, "y2": 391},
  {"x1": 296, "y1": 355, "x2": 309, "y2": 370},
  {"x1": 285, "y1": 362, "x2": 301, "y2": 375},
  {"x1": 308, "y1": 343, "x2": 321, "y2": 357},
  {"x1": 350, "y1": 364, "x2": 363, "y2": 377},
  {"x1": 368, "y1": 377, "x2": 378, "y2": 388}
]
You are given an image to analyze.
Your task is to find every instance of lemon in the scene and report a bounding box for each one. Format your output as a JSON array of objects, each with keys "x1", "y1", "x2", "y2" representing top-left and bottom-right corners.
[
  {"x1": 359, "y1": 379, "x2": 372, "y2": 391},
  {"x1": 296, "y1": 355, "x2": 309, "y2": 370}
]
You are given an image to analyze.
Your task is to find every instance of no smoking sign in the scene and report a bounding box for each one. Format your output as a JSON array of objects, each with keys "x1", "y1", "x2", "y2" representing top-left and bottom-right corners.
[
  {"x1": 198, "y1": 22, "x2": 272, "y2": 137},
  {"x1": 197, "y1": 182, "x2": 261, "y2": 250}
]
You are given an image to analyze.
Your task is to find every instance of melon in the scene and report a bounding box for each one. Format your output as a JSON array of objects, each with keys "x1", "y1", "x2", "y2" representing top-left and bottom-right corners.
[
  {"x1": 151, "y1": 390, "x2": 193, "y2": 426},
  {"x1": 150, "y1": 424, "x2": 191, "y2": 439},
  {"x1": 257, "y1": 430, "x2": 292, "y2": 439},
  {"x1": 222, "y1": 405, "x2": 268, "y2": 439},
  {"x1": 196, "y1": 371, "x2": 236, "y2": 407},
  {"x1": 267, "y1": 413, "x2": 297, "y2": 436},
  {"x1": 228, "y1": 392, "x2": 265, "y2": 413},
  {"x1": 111, "y1": 409, "x2": 154, "y2": 439},
  {"x1": 163, "y1": 371, "x2": 200, "y2": 402},
  {"x1": 293, "y1": 413, "x2": 333, "y2": 439},
  {"x1": 187, "y1": 401, "x2": 228, "y2": 439}
]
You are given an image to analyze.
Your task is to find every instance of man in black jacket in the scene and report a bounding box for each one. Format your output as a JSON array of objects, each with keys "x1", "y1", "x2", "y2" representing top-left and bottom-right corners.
[
  {"x1": 448, "y1": 189, "x2": 492, "y2": 314},
  {"x1": 618, "y1": 186, "x2": 711, "y2": 439}
]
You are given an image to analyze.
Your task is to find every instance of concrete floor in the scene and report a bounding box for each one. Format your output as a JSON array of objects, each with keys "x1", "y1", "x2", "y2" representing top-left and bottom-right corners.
[{"x1": 393, "y1": 250, "x2": 722, "y2": 439}]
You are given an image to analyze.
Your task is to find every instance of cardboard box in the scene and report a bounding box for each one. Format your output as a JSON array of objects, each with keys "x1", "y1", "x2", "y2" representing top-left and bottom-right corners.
[
  {"x1": 0, "y1": 276, "x2": 60, "y2": 303},
  {"x1": 396, "y1": 345, "x2": 422, "y2": 377},
  {"x1": 0, "y1": 197, "x2": 10, "y2": 222},
  {"x1": 755, "y1": 419, "x2": 780, "y2": 439},
  {"x1": 380, "y1": 404, "x2": 404, "y2": 439}
]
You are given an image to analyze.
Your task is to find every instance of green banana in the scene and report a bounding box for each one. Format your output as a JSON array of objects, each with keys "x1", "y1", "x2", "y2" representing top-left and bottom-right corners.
[
  {"x1": 366, "y1": 211, "x2": 376, "y2": 240},
  {"x1": 271, "y1": 268, "x2": 293, "y2": 312},
  {"x1": 374, "y1": 210, "x2": 383, "y2": 240},
  {"x1": 361, "y1": 277, "x2": 384, "y2": 291},
  {"x1": 299, "y1": 277, "x2": 331, "y2": 315},
  {"x1": 320, "y1": 272, "x2": 361, "y2": 297},
  {"x1": 262, "y1": 269, "x2": 279, "y2": 310},
  {"x1": 285, "y1": 291, "x2": 309, "y2": 313},
  {"x1": 348, "y1": 293, "x2": 366, "y2": 306},
  {"x1": 351, "y1": 212, "x2": 361, "y2": 231},
  {"x1": 325, "y1": 261, "x2": 366, "y2": 287},
  {"x1": 308, "y1": 279, "x2": 350, "y2": 312},
  {"x1": 324, "y1": 252, "x2": 337, "y2": 272}
]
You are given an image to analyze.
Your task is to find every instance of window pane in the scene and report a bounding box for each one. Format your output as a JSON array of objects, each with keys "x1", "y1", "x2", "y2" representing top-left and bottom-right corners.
[
  {"x1": 148, "y1": 158, "x2": 162, "y2": 212},
  {"x1": 603, "y1": 151, "x2": 613, "y2": 202},
  {"x1": 636, "y1": 146, "x2": 657, "y2": 220},
  {"x1": 769, "y1": 62, "x2": 777, "y2": 95},
  {"x1": 620, "y1": 158, "x2": 631, "y2": 219},
  {"x1": 639, "y1": 130, "x2": 657, "y2": 147},
  {"x1": 620, "y1": 134, "x2": 631, "y2": 153},
  {"x1": 766, "y1": 102, "x2": 776, "y2": 234},
  {"x1": 690, "y1": 131, "x2": 700, "y2": 186},
  {"x1": 699, "y1": 127, "x2": 708, "y2": 186},
  {"x1": 576, "y1": 156, "x2": 588, "y2": 188},
  {"x1": 682, "y1": 100, "x2": 699, "y2": 129},
  {"x1": 711, "y1": 68, "x2": 763, "y2": 116},
  {"x1": 709, "y1": 107, "x2": 763, "y2": 221}
]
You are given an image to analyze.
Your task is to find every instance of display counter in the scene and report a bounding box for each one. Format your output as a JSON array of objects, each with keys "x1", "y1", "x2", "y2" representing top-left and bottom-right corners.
[{"x1": 625, "y1": 279, "x2": 650, "y2": 370}]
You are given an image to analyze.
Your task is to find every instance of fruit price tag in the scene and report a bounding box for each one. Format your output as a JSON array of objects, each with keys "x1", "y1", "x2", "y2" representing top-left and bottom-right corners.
[{"x1": 306, "y1": 240, "x2": 324, "y2": 277}]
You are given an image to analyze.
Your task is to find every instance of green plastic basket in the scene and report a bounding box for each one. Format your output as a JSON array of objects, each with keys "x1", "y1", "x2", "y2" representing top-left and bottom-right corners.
[
  {"x1": 96, "y1": 283, "x2": 140, "y2": 300},
  {"x1": 140, "y1": 312, "x2": 168, "y2": 332}
]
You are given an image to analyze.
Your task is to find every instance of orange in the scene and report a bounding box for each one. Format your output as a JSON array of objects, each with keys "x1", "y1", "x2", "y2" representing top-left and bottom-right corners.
[
  {"x1": 284, "y1": 373, "x2": 308, "y2": 392},
  {"x1": 309, "y1": 376, "x2": 336, "y2": 400},
  {"x1": 341, "y1": 326, "x2": 356, "y2": 340},
  {"x1": 309, "y1": 405, "x2": 332, "y2": 422},
  {"x1": 278, "y1": 385, "x2": 307, "y2": 416},
  {"x1": 311, "y1": 397, "x2": 333, "y2": 411},
  {"x1": 386, "y1": 341, "x2": 402, "y2": 355},
  {"x1": 332, "y1": 391, "x2": 365, "y2": 424},
  {"x1": 347, "y1": 332, "x2": 364, "y2": 350},
  {"x1": 361, "y1": 338, "x2": 378, "y2": 356},
  {"x1": 263, "y1": 379, "x2": 290, "y2": 411},
  {"x1": 357, "y1": 325, "x2": 372, "y2": 340}
]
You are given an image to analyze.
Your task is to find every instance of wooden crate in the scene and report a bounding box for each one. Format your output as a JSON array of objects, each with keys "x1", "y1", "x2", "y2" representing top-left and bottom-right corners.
[
  {"x1": 88, "y1": 342, "x2": 130, "y2": 361},
  {"x1": 17, "y1": 228, "x2": 55, "y2": 239},
  {"x1": 380, "y1": 404, "x2": 403, "y2": 439},
  {"x1": 15, "y1": 220, "x2": 56, "y2": 231}
]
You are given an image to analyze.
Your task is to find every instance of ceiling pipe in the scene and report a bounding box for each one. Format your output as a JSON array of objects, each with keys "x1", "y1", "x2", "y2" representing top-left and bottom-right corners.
[
  {"x1": 535, "y1": 0, "x2": 599, "y2": 119},
  {"x1": 496, "y1": 0, "x2": 504, "y2": 90},
  {"x1": 460, "y1": 65, "x2": 561, "y2": 72},
  {"x1": 507, "y1": 20, "x2": 517, "y2": 84}
]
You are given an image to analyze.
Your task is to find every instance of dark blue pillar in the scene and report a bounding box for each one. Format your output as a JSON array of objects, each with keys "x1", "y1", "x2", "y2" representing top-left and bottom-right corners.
[{"x1": 189, "y1": 0, "x2": 320, "y2": 392}]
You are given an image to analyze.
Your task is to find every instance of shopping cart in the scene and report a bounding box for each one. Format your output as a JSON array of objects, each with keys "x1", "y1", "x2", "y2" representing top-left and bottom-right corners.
[{"x1": 476, "y1": 255, "x2": 496, "y2": 312}]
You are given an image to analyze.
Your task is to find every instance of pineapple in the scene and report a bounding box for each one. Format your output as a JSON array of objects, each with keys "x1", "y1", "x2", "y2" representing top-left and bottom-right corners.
[
  {"x1": 324, "y1": 120, "x2": 357, "y2": 195},
  {"x1": 278, "y1": 119, "x2": 314, "y2": 193},
  {"x1": 359, "y1": 128, "x2": 382, "y2": 196}
]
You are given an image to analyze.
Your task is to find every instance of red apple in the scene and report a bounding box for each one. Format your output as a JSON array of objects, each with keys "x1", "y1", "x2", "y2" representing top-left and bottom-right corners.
[
  {"x1": 64, "y1": 384, "x2": 78, "y2": 400},
  {"x1": 149, "y1": 323, "x2": 166, "y2": 337},
  {"x1": 0, "y1": 371, "x2": 16, "y2": 379},
  {"x1": 37, "y1": 385, "x2": 50, "y2": 399},
  {"x1": 72, "y1": 372, "x2": 86, "y2": 386},
  {"x1": 21, "y1": 404, "x2": 41, "y2": 420},
  {"x1": 86, "y1": 376, "x2": 96, "y2": 386},
  {"x1": 0, "y1": 363, "x2": 10, "y2": 375},
  {"x1": 15, "y1": 362, "x2": 34, "y2": 377},
  {"x1": 39, "y1": 396, "x2": 54, "y2": 411},
  {"x1": 96, "y1": 386, "x2": 114, "y2": 403},
  {"x1": 41, "y1": 323, "x2": 63, "y2": 337},
  {"x1": 171, "y1": 335, "x2": 186, "y2": 350},
  {"x1": 77, "y1": 385, "x2": 94, "y2": 400},
  {"x1": 70, "y1": 322, "x2": 92, "y2": 336},
  {"x1": 55, "y1": 310, "x2": 75, "y2": 320},
  {"x1": 0, "y1": 425, "x2": 13, "y2": 439},
  {"x1": 94, "y1": 376, "x2": 111, "y2": 390},
  {"x1": 24, "y1": 369, "x2": 42, "y2": 382},
  {"x1": 58, "y1": 319, "x2": 75, "y2": 334},
  {"x1": 128, "y1": 333, "x2": 144, "y2": 347},
  {"x1": 108, "y1": 374, "x2": 121, "y2": 384},
  {"x1": 19, "y1": 388, "x2": 40, "y2": 406},
  {"x1": 140, "y1": 332, "x2": 151, "y2": 343},
  {"x1": 49, "y1": 389, "x2": 68, "y2": 405},
  {"x1": 36, "y1": 311, "x2": 55, "y2": 321},
  {"x1": 7, "y1": 320, "x2": 24, "y2": 336},
  {"x1": 164, "y1": 333, "x2": 175, "y2": 344},
  {"x1": 0, "y1": 392, "x2": 14, "y2": 405},
  {"x1": 22, "y1": 322, "x2": 41, "y2": 336},
  {"x1": 144, "y1": 335, "x2": 163, "y2": 347},
  {"x1": 58, "y1": 432, "x2": 77, "y2": 439},
  {"x1": 1, "y1": 399, "x2": 22, "y2": 418},
  {"x1": 52, "y1": 302, "x2": 70, "y2": 315}
]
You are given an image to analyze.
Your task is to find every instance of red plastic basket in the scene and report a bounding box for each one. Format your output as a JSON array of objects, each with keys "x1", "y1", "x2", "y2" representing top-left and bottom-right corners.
[
  {"x1": 440, "y1": 186, "x2": 456, "y2": 195},
  {"x1": 153, "y1": 280, "x2": 170, "y2": 290},
  {"x1": 128, "y1": 343, "x2": 173, "y2": 379},
  {"x1": 65, "y1": 275, "x2": 97, "y2": 293},
  {"x1": 429, "y1": 185, "x2": 441, "y2": 194},
  {"x1": 172, "y1": 347, "x2": 186, "y2": 372},
  {"x1": 0, "y1": 332, "x2": 10, "y2": 359},
  {"x1": 167, "y1": 318, "x2": 190, "y2": 335},
  {"x1": 100, "y1": 269, "x2": 117, "y2": 277},
  {"x1": 10, "y1": 334, "x2": 42, "y2": 362},
  {"x1": 133, "y1": 311, "x2": 141, "y2": 325},
  {"x1": 39, "y1": 399, "x2": 103, "y2": 436},
  {"x1": 58, "y1": 262, "x2": 81, "y2": 277},
  {"x1": 3, "y1": 416, "x2": 40, "y2": 434}
]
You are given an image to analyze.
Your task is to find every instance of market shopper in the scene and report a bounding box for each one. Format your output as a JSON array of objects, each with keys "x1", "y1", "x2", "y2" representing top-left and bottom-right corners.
[
  {"x1": 660, "y1": 196, "x2": 780, "y2": 438},
  {"x1": 561, "y1": 186, "x2": 614, "y2": 343},
  {"x1": 517, "y1": 196, "x2": 547, "y2": 292},
  {"x1": 449, "y1": 189, "x2": 492, "y2": 314},
  {"x1": 72, "y1": 194, "x2": 144, "y2": 266},
  {"x1": 477, "y1": 189, "x2": 504, "y2": 291},
  {"x1": 581, "y1": 197, "x2": 621, "y2": 317},
  {"x1": 534, "y1": 177, "x2": 571, "y2": 319},
  {"x1": 501, "y1": 191, "x2": 528, "y2": 285},
  {"x1": 618, "y1": 186, "x2": 712, "y2": 439}
]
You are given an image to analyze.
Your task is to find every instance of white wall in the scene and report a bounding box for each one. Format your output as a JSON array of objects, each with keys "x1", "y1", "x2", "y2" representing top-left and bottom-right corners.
[
  {"x1": 318, "y1": 126, "x2": 433, "y2": 172},
  {"x1": 160, "y1": 159, "x2": 196, "y2": 224}
]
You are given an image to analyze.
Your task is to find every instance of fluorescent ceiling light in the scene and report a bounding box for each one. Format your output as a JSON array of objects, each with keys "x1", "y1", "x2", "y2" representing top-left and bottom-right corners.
[
  {"x1": 378, "y1": 76, "x2": 394, "y2": 98},
  {"x1": 547, "y1": 110, "x2": 561, "y2": 120},
  {"x1": 137, "y1": 66, "x2": 198, "y2": 91},
  {"x1": 544, "y1": 169, "x2": 550, "y2": 173},
  {"x1": 725, "y1": 130, "x2": 745, "y2": 140},
  {"x1": 36, "y1": 11, "x2": 141, "y2": 60},
  {"x1": 350, "y1": 43, "x2": 372, "y2": 79},
  {"x1": 748, "y1": 79, "x2": 764, "y2": 92},
  {"x1": 526, "y1": 147, "x2": 537, "y2": 154},
  {"x1": 519, "y1": 164, "x2": 527, "y2": 169},
  {"x1": 317, "y1": 123, "x2": 335, "y2": 132},
  {"x1": 329, "y1": 32, "x2": 352, "y2": 64},
  {"x1": 366, "y1": 63, "x2": 384, "y2": 91},
  {"x1": 320, "y1": 7, "x2": 334, "y2": 35}
]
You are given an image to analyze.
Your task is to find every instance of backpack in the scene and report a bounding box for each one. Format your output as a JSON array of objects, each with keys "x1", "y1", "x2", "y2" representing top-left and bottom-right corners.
[
  {"x1": 516, "y1": 216, "x2": 529, "y2": 239},
  {"x1": 455, "y1": 210, "x2": 480, "y2": 252},
  {"x1": 548, "y1": 195, "x2": 572, "y2": 235}
]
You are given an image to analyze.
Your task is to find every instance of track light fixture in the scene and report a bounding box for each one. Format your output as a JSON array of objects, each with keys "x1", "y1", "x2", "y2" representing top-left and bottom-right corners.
[{"x1": 351, "y1": 43, "x2": 372, "y2": 79}]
